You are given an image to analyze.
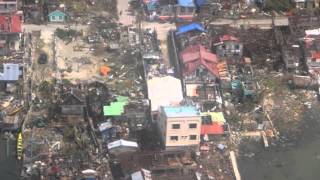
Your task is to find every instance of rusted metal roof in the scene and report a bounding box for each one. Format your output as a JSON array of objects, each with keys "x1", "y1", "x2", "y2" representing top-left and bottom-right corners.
[
  {"x1": 0, "y1": 14, "x2": 21, "y2": 33},
  {"x1": 180, "y1": 44, "x2": 220, "y2": 77}
]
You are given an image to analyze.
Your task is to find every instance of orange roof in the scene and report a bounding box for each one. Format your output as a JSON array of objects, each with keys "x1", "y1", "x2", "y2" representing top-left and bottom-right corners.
[
  {"x1": 201, "y1": 123, "x2": 224, "y2": 135},
  {"x1": 311, "y1": 52, "x2": 320, "y2": 59},
  {"x1": 100, "y1": 66, "x2": 111, "y2": 76}
]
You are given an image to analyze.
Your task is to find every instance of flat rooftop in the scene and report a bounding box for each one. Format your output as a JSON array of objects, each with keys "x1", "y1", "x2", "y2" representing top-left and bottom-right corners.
[{"x1": 163, "y1": 106, "x2": 200, "y2": 118}]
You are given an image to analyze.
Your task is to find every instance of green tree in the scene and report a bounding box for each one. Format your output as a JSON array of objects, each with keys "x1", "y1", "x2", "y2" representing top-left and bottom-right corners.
[{"x1": 264, "y1": 0, "x2": 294, "y2": 12}]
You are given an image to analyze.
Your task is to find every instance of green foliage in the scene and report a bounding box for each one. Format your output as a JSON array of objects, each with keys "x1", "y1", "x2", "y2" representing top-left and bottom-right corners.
[
  {"x1": 264, "y1": 0, "x2": 294, "y2": 12},
  {"x1": 55, "y1": 28, "x2": 78, "y2": 41},
  {"x1": 61, "y1": 79, "x2": 72, "y2": 85}
]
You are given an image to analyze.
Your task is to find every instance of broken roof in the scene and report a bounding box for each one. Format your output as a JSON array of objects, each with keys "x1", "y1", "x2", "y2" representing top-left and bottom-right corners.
[
  {"x1": 147, "y1": 76, "x2": 183, "y2": 112},
  {"x1": 180, "y1": 44, "x2": 220, "y2": 77},
  {"x1": 62, "y1": 88, "x2": 85, "y2": 104},
  {"x1": 162, "y1": 106, "x2": 200, "y2": 118},
  {"x1": 176, "y1": 23, "x2": 205, "y2": 35}
]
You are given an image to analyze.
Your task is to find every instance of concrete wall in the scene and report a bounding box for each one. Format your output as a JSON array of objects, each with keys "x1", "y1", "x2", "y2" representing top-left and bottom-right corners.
[{"x1": 158, "y1": 110, "x2": 201, "y2": 148}]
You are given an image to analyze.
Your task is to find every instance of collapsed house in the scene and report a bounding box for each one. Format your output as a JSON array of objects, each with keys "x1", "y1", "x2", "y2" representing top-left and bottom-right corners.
[
  {"x1": 215, "y1": 35, "x2": 243, "y2": 64},
  {"x1": 59, "y1": 87, "x2": 86, "y2": 115},
  {"x1": 0, "y1": 0, "x2": 22, "y2": 56}
]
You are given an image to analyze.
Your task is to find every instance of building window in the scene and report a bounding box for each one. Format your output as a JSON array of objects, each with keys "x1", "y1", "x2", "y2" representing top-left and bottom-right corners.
[
  {"x1": 181, "y1": 136, "x2": 188, "y2": 140},
  {"x1": 172, "y1": 124, "x2": 180, "y2": 129},
  {"x1": 170, "y1": 136, "x2": 178, "y2": 141},
  {"x1": 59, "y1": 16, "x2": 63, "y2": 20},
  {"x1": 189, "y1": 123, "x2": 197, "y2": 129},
  {"x1": 51, "y1": 16, "x2": 55, "y2": 20},
  {"x1": 189, "y1": 135, "x2": 197, "y2": 140}
]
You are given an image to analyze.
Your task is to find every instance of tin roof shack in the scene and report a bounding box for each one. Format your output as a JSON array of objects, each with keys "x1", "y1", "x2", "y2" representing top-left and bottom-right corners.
[
  {"x1": 157, "y1": 106, "x2": 201, "y2": 149},
  {"x1": 48, "y1": 10, "x2": 66, "y2": 23},
  {"x1": 215, "y1": 35, "x2": 243, "y2": 64},
  {"x1": 0, "y1": 63, "x2": 22, "y2": 81},
  {"x1": 180, "y1": 44, "x2": 222, "y2": 103},
  {"x1": 60, "y1": 88, "x2": 86, "y2": 116},
  {"x1": 108, "y1": 139, "x2": 139, "y2": 155}
]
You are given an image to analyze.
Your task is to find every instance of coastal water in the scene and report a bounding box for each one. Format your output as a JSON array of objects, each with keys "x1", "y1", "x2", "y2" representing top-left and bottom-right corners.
[
  {"x1": 0, "y1": 134, "x2": 20, "y2": 180},
  {"x1": 238, "y1": 105, "x2": 320, "y2": 180}
]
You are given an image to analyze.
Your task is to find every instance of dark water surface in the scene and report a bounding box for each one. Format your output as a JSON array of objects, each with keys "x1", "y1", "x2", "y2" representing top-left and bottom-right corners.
[
  {"x1": 0, "y1": 134, "x2": 20, "y2": 180},
  {"x1": 239, "y1": 105, "x2": 320, "y2": 180}
]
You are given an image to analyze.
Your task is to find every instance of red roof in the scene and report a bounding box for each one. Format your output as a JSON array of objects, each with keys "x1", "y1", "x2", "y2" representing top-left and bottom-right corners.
[
  {"x1": 311, "y1": 52, "x2": 320, "y2": 59},
  {"x1": 180, "y1": 44, "x2": 220, "y2": 77},
  {"x1": 201, "y1": 123, "x2": 224, "y2": 135},
  {"x1": 0, "y1": 14, "x2": 21, "y2": 33},
  {"x1": 220, "y1": 35, "x2": 238, "y2": 42}
]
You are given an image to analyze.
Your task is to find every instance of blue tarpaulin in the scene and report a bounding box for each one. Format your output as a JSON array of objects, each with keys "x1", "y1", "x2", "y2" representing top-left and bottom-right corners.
[
  {"x1": 177, "y1": 0, "x2": 195, "y2": 7},
  {"x1": 195, "y1": 0, "x2": 206, "y2": 7},
  {"x1": 176, "y1": 23, "x2": 205, "y2": 35}
]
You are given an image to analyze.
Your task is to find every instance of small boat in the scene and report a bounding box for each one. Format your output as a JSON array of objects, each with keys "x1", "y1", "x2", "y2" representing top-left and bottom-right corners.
[{"x1": 17, "y1": 132, "x2": 23, "y2": 160}]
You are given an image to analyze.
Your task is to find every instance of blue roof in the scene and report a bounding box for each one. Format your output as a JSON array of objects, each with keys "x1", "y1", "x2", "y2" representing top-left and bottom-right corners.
[
  {"x1": 177, "y1": 0, "x2": 195, "y2": 7},
  {"x1": 195, "y1": 0, "x2": 206, "y2": 7},
  {"x1": 176, "y1": 23, "x2": 205, "y2": 35},
  {"x1": 163, "y1": 106, "x2": 200, "y2": 117},
  {"x1": 48, "y1": 10, "x2": 66, "y2": 17}
]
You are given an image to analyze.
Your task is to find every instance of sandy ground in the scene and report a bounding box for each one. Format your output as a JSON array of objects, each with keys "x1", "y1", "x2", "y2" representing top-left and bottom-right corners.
[
  {"x1": 23, "y1": 24, "x2": 88, "y2": 34},
  {"x1": 56, "y1": 39, "x2": 102, "y2": 83},
  {"x1": 117, "y1": 0, "x2": 135, "y2": 25}
]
